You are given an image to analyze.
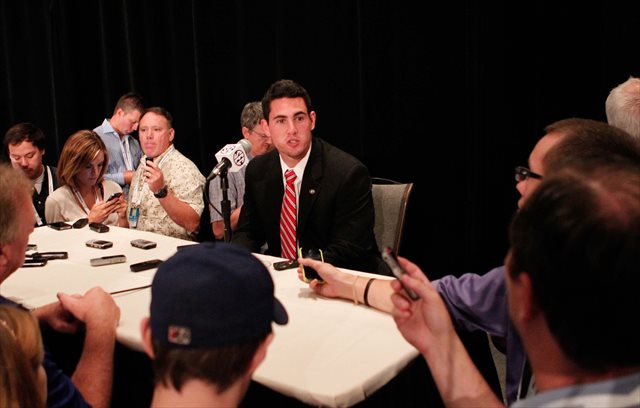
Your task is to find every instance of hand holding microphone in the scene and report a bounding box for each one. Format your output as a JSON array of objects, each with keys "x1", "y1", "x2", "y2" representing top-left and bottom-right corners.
[{"x1": 207, "y1": 139, "x2": 252, "y2": 180}]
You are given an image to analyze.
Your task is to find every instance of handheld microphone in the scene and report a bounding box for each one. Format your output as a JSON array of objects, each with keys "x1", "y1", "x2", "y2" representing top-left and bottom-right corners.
[{"x1": 207, "y1": 139, "x2": 252, "y2": 180}]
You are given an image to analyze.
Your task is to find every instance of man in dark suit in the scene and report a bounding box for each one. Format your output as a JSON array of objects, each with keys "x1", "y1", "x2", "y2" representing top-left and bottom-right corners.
[
  {"x1": 3, "y1": 123, "x2": 58, "y2": 226},
  {"x1": 233, "y1": 79, "x2": 388, "y2": 275}
]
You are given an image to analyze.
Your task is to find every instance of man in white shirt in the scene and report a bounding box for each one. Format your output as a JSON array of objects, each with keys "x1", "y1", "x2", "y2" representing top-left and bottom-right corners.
[{"x1": 3, "y1": 122, "x2": 58, "y2": 226}]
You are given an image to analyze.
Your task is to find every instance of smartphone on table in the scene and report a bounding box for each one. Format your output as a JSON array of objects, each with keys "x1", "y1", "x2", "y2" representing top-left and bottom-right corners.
[
  {"x1": 130, "y1": 259, "x2": 163, "y2": 272},
  {"x1": 72, "y1": 218, "x2": 89, "y2": 229},
  {"x1": 89, "y1": 222, "x2": 109, "y2": 233},
  {"x1": 23, "y1": 258, "x2": 48, "y2": 267},
  {"x1": 130, "y1": 239, "x2": 157, "y2": 249},
  {"x1": 273, "y1": 259, "x2": 299, "y2": 271},
  {"x1": 90, "y1": 255, "x2": 126, "y2": 267},
  {"x1": 31, "y1": 251, "x2": 68, "y2": 260},
  {"x1": 299, "y1": 248, "x2": 325, "y2": 284},
  {"x1": 86, "y1": 239, "x2": 114, "y2": 249},
  {"x1": 48, "y1": 221, "x2": 72, "y2": 231},
  {"x1": 381, "y1": 247, "x2": 419, "y2": 300}
]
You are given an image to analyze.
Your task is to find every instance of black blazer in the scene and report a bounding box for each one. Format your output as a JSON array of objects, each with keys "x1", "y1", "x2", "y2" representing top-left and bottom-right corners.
[
  {"x1": 33, "y1": 165, "x2": 58, "y2": 226},
  {"x1": 233, "y1": 138, "x2": 388, "y2": 275}
]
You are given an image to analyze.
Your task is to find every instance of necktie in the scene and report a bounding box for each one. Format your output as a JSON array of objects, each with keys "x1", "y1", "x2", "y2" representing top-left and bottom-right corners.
[{"x1": 280, "y1": 169, "x2": 297, "y2": 260}]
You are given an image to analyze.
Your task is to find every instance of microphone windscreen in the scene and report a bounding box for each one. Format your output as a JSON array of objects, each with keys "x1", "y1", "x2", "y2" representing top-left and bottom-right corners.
[{"x1": 238, "y1": 139, "x2": 252, "y2": 154}]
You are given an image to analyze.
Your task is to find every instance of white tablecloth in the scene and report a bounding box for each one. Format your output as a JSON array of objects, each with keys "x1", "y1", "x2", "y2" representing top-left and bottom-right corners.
[{"x1": 2, "y1": 225, "x2": 419, "y2": 407}]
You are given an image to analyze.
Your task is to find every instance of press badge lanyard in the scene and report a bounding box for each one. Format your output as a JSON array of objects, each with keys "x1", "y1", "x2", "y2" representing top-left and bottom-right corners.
[
  {"x1": 72, "y1": 185, "x2": 101, "y2": 215},
  {"x1": 129, "y1": 146, "x2": 174, "y2": 228},
  {"x1": 33, "y1": 165, "x2": 54, "y2": 226}
]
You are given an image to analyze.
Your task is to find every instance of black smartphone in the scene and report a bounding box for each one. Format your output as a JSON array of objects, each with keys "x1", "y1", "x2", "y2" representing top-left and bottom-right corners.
[
  {"x1": 145, "y1": 157, "x2": 153, "y2": 163},
  {"x1": 130, "y1": 259, "x2": 163, "y2": 272},
  {"x1": 89, "y1": 222, "x2": 109, "y2": 233},
  {"x1": 72, "y1": 218, "x2": 89, "y2": 229},
  {"x1": 273, "y1": 259, "x2": 299, "y2": 271},
  {"x1": 90, "y1": 254, "x2": 126, "y2": 266},
  {"x1": 31, "y1": 251, "x2": 68, "y2": 260},
  {"x1": 48, "y1": 221, "x2": 72, "y2": 231},
  {"x1": 22, "y1": 258, "x2": 48, "y2": 267},
  {"x1": 381, "y1": 247, "x2": 419, "y2": 300},
  {"x1": 106, "y1": 192, "x2": 123, "y2": 201},
  {"x1": 86, "y1": 239, "x2": 114, "y2": 249},
  {"x1": 130, "y1": 239, "x2": 157, "y2": 249},
  {"x1": 299, "y1": 248, "x2": 325, "y2": 283}
]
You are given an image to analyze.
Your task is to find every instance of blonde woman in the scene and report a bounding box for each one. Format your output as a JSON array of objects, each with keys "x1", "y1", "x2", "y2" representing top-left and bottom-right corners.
[
  {"x1": 45, "y1": 130, "x2": 128, "y2": 226},
  {"x1": 0, "y1": 305, "x2": 46, "y2": 408}
]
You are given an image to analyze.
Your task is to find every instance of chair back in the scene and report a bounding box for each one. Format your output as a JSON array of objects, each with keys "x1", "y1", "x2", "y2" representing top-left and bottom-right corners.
[{"x1": 370, "y1": 177, "x2": 413, "y2": 254}]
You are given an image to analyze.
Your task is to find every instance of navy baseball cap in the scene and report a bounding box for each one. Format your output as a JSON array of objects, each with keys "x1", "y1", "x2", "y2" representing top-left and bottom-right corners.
[{"x1": 150, "y1": 241, "x2": 288, "y2": 348}]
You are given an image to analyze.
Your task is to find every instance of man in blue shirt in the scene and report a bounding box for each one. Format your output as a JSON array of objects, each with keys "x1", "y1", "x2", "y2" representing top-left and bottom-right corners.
[{"x1": 94, "y1": 92, "x2": 144, "y2": 198}]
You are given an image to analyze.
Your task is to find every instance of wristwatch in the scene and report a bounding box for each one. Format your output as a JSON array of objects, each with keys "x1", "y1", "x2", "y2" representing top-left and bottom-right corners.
[{"x1": 153, "y1": 185, "x2": 168, "y2": 198}]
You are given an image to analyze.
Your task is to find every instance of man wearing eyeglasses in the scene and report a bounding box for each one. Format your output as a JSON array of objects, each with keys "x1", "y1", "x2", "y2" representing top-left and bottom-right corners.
[
  {"x1": 428, "y1": 117, "x2": 640, "y2": 404},
  {"x1": 297, "y1": 117, "x2": 640, "y2": 405},
  {"x1": 207, "y1": 102, "x2": 274, "y2": 240}
]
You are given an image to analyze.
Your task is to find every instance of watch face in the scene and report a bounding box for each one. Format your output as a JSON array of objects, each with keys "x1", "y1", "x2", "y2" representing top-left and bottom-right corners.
[{"x1": 154, "y1": 186, "x2": 168, "y2": 198}]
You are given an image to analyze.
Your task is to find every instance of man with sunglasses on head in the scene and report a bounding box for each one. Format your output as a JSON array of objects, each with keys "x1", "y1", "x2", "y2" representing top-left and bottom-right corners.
[
  {"x1": 298, "y1": 117, "x2": 640, "y2": 404},
  {"x1": 207, "y1": 101, "x2": 274, "y2": 240}
]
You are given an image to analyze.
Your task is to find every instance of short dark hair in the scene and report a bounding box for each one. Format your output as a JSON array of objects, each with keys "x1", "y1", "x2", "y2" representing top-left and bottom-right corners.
[
  {"x1": 3, "y1": 123, "x2": 47, "y2": 153},
  {"x1": 508, "y1": 162, "x2": 640, "y2": 371},
  {"x1": 142, "y1": 107, "x2": 173, "y2": 128},
  {"x1": 152, "y1": 336, "x2": 264, "y2": 393},
  {"x1": 113, "y1": 92, "x2": 144, "y2": 116},
  {"x1": 262, "y1": 79, "x2": 312, "y2": 121},
  {"x1": 543, "y1": 118, "x2": 640, "y2": 174}
]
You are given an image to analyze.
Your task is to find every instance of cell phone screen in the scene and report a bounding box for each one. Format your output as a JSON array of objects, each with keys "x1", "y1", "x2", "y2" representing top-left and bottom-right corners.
[
  {"x1": 299, "y1": 248, "x2": 325, "y2": 283},
  {"x1": 107, "y1": 192, "x2": 122, "y2": 201},
  {"x1": 381, "y1": 247, "x2": 419, "y2": 300}
]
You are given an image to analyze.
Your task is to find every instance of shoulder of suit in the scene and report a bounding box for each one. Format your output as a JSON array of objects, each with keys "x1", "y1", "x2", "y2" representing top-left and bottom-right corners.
[{"x1": 315, "y1": 137, "x2": 364, "y2": 167}]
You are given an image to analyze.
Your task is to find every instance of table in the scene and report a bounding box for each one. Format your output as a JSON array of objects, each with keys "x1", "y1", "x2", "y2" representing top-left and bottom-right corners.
[{"x1": 2, "y1": 225, "x2": 419, "y2": 407}]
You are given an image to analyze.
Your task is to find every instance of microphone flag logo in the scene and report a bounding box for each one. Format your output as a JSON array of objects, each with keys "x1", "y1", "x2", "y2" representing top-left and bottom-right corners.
[{"x1": 232, "y1": 149, "x2": 247, "y2": 166}]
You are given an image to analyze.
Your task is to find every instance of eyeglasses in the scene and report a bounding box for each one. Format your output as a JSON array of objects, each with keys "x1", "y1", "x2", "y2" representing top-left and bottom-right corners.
[
  {"x1": 515, "y1": 166, "x2": 543, "y2": 182},
  {"x1": 250, "y1": 129, "x2": 269, "y2": 140}
]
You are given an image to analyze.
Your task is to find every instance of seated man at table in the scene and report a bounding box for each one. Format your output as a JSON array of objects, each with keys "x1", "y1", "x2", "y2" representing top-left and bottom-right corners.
[
  {"x1": 0, "y1": 163, "x2": 121, "y2": 408},
  {"x1": 3, "y1": 122, "x2": 59, "y2": 226},
  {"x1": 233, "y1": 79, "x2": 387, "y2": 275},
  {"x1": 127, "y1": 107, "x2": 205, "y2": 240},
  {"x1": 139, "y1": 241, "x2": 288, "y2": 407}
]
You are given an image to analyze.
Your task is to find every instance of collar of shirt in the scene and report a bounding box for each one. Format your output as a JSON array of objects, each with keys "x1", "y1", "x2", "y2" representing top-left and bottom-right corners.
[{"x1": 279, "y1": 140, "x2": 312, "y2": 190}]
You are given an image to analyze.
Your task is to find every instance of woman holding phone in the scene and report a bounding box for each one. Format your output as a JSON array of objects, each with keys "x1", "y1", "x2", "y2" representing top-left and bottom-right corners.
[{"x1": 45, "y1": 130, "x2": 128, "y2": 226}]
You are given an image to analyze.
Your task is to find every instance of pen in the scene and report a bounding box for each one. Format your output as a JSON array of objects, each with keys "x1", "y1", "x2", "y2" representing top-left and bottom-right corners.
[{"x1": 109, "y1": 285, "x2": 151, "y2": 295}]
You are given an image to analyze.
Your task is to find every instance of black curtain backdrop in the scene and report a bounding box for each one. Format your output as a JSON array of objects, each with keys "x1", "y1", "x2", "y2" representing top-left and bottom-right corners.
[{"x1": 2, "y1": 1, "x2": 639, "y2": 279}]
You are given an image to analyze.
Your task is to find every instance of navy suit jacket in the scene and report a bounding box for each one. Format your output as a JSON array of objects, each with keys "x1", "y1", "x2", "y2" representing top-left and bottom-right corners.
[{"x1": 233, "y1": 137, "x2": 389, "y2": 275}]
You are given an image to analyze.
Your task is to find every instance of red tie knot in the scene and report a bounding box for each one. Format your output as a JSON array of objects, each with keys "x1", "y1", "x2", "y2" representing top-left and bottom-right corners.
[{"x1": 285, "y1": 169, "x2": 297, "y2": 185}]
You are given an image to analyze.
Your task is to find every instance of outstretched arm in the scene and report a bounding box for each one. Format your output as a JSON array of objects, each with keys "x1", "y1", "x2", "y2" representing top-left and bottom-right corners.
[
  {"x1": 391, "y1": 256, "x2": 504, "y2": 408},
  {"x1": 297, "y1": 257, "x2": 395, "y2": 312}
]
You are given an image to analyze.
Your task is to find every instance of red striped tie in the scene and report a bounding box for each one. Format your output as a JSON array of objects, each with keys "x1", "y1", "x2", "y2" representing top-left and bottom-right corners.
[{"x1": 280, "y1": 169, "x2": 297, "y2": 260}]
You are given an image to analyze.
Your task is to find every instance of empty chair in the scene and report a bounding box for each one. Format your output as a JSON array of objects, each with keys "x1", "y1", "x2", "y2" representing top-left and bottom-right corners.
[{"x1": 370, "y1": 177, "x2": 414, "y2": 255}]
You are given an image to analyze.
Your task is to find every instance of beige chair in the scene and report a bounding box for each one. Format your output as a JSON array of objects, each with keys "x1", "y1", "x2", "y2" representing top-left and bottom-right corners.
[{"x1": 371, "y1": 177, "x2": 414, "y2": 255}]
